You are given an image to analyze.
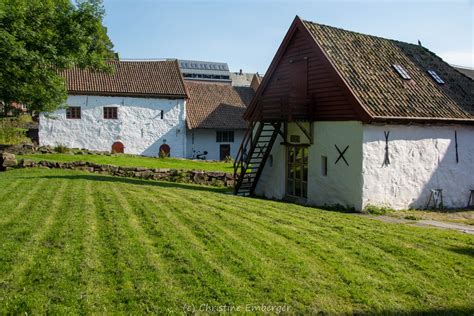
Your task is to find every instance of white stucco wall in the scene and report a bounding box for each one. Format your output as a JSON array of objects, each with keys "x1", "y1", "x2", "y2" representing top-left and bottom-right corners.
[
  {"x1": 186, "y1": 129, "x2": 245, "y2": 161},
  {"x1": 39, "y1": 95, "x2": 187, "y2": 157},
  {"x1": 255, "y1": 121, "x2": 364, "y2": 210},
  {"x1": 362, "y1": 124, "x2": 474, "y2": 209}
]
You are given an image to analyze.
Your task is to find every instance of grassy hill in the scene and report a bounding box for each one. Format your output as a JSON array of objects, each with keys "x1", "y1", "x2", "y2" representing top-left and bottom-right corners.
[{"x1": 0, "y1": 168, "x2": 472, "y2": 314}]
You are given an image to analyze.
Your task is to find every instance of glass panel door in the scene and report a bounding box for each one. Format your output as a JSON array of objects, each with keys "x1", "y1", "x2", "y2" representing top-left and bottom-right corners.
[{"x1": 286, "y1": 146, "x2": 308, "y2": 198}]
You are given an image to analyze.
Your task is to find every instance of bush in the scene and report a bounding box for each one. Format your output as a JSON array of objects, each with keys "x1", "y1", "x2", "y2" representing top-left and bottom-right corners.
[
  {"x1": 224, "y1": 155, "x2": 233, "y2": 163},
  {"x1": 159, "y1": 149, "x2": 169, "y2": 158},
  {"x1": 364, "y1": 204, "x2": 395, "y2": 215},
  {"x1": 54, "y1": 144, "x2": 69, "y2": 153}
]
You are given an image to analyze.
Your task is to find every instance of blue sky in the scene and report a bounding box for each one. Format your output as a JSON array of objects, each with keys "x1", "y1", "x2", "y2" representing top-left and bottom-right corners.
[{"x1": 102, "y1": 0, "x2": 473, "y2": 73}]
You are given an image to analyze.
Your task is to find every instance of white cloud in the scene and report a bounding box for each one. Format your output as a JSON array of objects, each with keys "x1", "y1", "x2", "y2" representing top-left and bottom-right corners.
[{"x1": 437, "y1": 50, "x2": 474, "y2": 68}]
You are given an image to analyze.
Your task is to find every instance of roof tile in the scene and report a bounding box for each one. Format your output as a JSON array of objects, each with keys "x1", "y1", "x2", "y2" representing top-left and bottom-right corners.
[
  {"x1": 185, "y1": 81, "x2": 254, "y2": 129},
  {"x1": 302, "y1": 20, "x2": 474, "y2": 120},
  {"x1": 62, "y1": 60, "x2": 187, "y2": 98}
]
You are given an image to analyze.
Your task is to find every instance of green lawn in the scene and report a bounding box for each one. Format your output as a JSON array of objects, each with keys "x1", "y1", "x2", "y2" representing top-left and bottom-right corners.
[
  {"x1": 18, "y1": 153, "x2": 233, "y2": 172},
  {"x1": 1, "y1": 168, "x2": 473, "y2": 314}
]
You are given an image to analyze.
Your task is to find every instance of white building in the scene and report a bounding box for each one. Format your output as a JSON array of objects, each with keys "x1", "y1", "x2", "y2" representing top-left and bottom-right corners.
[
  {"x1": 39, "y1": 59, "x2": 258, "y2": 160},
  {"x1": 184, "y1": 81, "x2": 255, "y2": 160},
  {"x1": 234, "y1": 17, "x2": 474, "y2": 210},
  {"x1": 39, "y1": 60, "x2": 188, "y2": 157}
]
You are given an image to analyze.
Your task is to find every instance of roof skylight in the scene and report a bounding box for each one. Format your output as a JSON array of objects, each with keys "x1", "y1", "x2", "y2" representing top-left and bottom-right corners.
[
  {"x1": 393, "y1": 64, "x2": 411, "y2": 80},
  {"x1": 427, "y1": 70, "x2": 445, "y2": 84}
]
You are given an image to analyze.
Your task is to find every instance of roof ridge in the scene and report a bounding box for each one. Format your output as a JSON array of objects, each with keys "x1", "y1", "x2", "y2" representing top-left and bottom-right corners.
[{"x1": 301, "y1": 19, "x2": 419, "y2": 47}]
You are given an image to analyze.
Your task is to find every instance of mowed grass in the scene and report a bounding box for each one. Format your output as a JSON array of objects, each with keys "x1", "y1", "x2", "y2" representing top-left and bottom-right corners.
[
  {"x1": 18, "y1": 153, "x2": 233, "y2": 172},
  {"x1": 0, "y1": 168, "x2": 473, "y2": 314}
]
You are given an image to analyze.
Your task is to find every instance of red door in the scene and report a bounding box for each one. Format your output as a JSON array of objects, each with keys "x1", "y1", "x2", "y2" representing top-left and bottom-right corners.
[{"x1": 112, "y1": 141, "x2": 124, "y2": 154}]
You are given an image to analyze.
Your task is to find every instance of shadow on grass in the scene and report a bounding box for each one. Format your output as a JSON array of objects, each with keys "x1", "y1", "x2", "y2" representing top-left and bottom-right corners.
[
  {"x1": 354, "y1": 306, "x2": 474, "y2": 315},
  {"x1": 22, "y1": 173, "x2": 231, "y2": 194},
  {"x1": 449, "y1": 246, "x2": 474, "y2": 257}
]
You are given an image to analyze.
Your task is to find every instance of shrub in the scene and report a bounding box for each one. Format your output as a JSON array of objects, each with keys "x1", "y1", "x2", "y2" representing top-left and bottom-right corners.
[
  {"x1": 159, "y1": 149, "x2": 169, "y2": 158},
  {"x1": 54, "y1": 144, "x2": 69, "y2": 153},
  {"x1": 364, "y1": 204, "x2": 395, "y2": 215},
  {"x1": 224, "y1": 155, "x2": 233, "y2": 163}
]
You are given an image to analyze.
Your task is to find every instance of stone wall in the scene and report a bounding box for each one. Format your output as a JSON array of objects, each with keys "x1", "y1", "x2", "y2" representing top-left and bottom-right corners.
[{"x1": 1, "y1": 154, "x2": 234, "y2": 187}]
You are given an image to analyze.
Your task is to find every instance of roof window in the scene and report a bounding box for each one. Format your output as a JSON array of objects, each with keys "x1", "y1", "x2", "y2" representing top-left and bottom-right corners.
[
  {"x1": 427, "y1": 70, "x2": 445, "y2": 84},
  {"x1": 393, "y1": 64, "x2": 411, "y2": 80}
]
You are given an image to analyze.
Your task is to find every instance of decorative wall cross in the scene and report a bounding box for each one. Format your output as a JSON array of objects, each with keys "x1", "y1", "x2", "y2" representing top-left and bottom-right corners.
[{"x1": 334, "y1": 145, "x2": 349, "y2": 166}]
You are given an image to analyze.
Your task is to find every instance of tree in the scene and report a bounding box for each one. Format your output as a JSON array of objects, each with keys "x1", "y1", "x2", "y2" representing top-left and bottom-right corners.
[{"x1": 0, "y1": 0, "x2": 115, "y2": 115}]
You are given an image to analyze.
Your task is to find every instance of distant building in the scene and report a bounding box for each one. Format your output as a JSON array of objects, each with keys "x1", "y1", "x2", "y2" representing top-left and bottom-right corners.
[
  {"x1": 185, "y1": 81, "x2": 255, "y2": 160},
  {"x1": 176, "y1": 59, "x2": 231, "y2": 84}
]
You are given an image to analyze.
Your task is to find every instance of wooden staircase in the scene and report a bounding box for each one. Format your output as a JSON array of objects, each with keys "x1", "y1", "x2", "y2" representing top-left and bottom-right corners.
[{"x1": 233, "y1": 121, "x2": 281, "y2": 196}]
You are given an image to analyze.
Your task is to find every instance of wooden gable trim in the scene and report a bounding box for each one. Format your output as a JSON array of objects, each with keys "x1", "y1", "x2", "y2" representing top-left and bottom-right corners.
[
  {"x1": 245, "y1": 16, "x2": 374, "y2": 123},
  {"x1": 296, "y1": 18, "x2": 373, "y2": 123},
  {"x1": 244, "y1": 16, "x2": 300, "y2": 121}
]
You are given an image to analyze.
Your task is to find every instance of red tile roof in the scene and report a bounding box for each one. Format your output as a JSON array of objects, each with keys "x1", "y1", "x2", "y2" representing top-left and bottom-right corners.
[
  {"x1": 62, "y1": 60, "x2": 187, "y2": 98},
  {"x1": 185, "y1": 81, "x2": 254, "y2": 129}
]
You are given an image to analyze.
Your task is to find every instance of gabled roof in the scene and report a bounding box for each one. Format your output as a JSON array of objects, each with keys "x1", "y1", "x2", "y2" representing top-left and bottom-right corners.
[
  {"x1": 302, "y1": 20, "x2": 473, "y2": 121},
  {"x1": 246, "y1": 16, "x2": 474, "y2": 123},
  {"x1": 185, "y1": 81, "x2": 254, "y2": 129},
  {"x1": 62, "y1": 60, "x2": 187, "y2": 98}
]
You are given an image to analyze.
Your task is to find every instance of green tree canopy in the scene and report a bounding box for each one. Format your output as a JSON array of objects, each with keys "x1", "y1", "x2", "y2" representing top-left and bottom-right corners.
[{"x1": 0, "y1": 0, "x2": 115, "y2": 114}]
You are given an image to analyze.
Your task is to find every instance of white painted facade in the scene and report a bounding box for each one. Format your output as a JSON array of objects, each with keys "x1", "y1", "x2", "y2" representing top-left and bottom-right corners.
[
  {"x1": 186, "y1": 129, "x2": 245, "y2": 160},
  {"x1": 362, "y1": 124, "x2": 474, "y2": 210},
  {"x1": 255, "y1": 121, "x2": 474, "y2": 210},
  {"x1": 39, "y1": 95, "x2": 187, "y2": 157},
  {"x1": 255, "y1": 121, "x2": 363, "y2": 209}
]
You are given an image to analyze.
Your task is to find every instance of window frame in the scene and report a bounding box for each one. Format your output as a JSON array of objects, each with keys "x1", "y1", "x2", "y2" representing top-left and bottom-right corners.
[
  {"x1": 103, "y1": 107, "x2": 118, "y2": 120},
  {"x1": 216, "y1": 131, "x2": 234, "y2": 143},
  {"x1": 66, "y1": 106, "x2": 81, "y2": 119}
]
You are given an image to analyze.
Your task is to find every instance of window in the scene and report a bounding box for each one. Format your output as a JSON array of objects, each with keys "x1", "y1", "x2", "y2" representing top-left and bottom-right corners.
[
  {"x1": 290, "y1": 135, "x2": 300, "y2": 143},
  {"x1": 392, "y1": 64, "x2": 411, "y2": 80},
  {"x1": 66, "y1": 106, "x2": 81, "y2": 119},
  {"x1": 321, "y1": 156, "x2": 328, "y2": 176},
  {"x1": 216, "y1": 131, "x2": 234, "y2": 143},
  {"x1": 428, "y1": 70, "x2": 445, "y2": 84},
  {"x1": 103, "y1": 107, "x2": 118, "y2": 119}
]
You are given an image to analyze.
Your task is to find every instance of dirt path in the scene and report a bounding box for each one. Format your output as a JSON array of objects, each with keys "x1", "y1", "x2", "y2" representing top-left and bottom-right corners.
[{"x1": 358, "y1": 215, "x2": 474, "y2": 235}]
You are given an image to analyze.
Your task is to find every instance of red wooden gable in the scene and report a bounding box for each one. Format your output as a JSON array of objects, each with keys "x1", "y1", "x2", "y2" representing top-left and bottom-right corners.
[{"x1": 245, "y1": 16, "x2": 370, "y2": 122}]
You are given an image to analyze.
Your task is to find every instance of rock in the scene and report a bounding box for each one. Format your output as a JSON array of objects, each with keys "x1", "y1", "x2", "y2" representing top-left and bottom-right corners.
[
  {"x1": 193, "y1": 171, "x2": 207, "y2": 184},
  {"x1": 21, "y1": 159, "x2": 36, "y2": 167},
  {"x1": 1, "y1": 153, "x2": 17, "y2": 169}
]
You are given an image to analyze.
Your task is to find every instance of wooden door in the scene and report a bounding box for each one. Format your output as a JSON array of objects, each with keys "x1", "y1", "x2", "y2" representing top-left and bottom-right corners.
[
  {"x1": 220, "y1": 144, "x2": 231, "y2": 161},
  {"x1": 111, "y1": 141, "x2": 124, "y2": 154}
]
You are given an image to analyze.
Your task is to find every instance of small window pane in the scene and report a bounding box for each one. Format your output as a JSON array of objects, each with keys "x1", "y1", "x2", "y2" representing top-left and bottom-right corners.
[
  {"x1": 287, "y1": 180, "x2": 294, "y2": 195},
  {"x1": 104, "y1": 107, "x2": 118, "y2": 119},
  {"x1": 321, "y1": 156, "x2": 328, "y2": 176},
  {"x1": 66, "y1": 106, "x2": 81, "y2": 119}
]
